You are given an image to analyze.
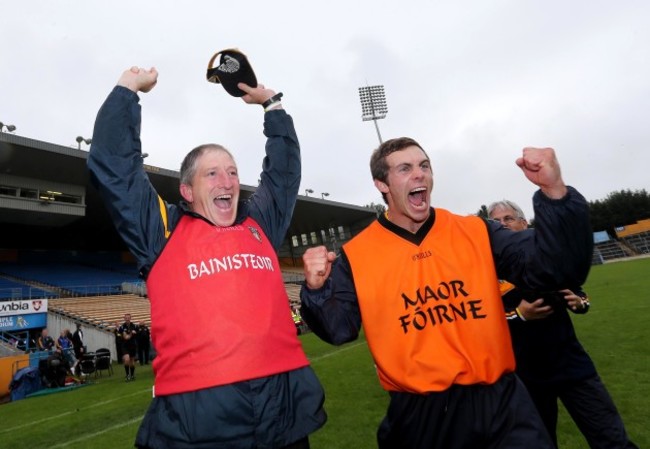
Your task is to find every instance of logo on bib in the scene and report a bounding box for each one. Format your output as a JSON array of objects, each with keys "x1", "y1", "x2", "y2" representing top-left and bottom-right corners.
[{"x1": 248, "y1": 226, "x2": 262, "y2": 243}]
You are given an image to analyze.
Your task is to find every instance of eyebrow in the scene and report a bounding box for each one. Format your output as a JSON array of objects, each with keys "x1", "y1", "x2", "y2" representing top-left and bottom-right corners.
[
  {"x1": 392, "y1": 158, "x2": 430, "y2": 168},
  {"x1": 203, "y1": 164, "x2": 238, "y2": 172}
]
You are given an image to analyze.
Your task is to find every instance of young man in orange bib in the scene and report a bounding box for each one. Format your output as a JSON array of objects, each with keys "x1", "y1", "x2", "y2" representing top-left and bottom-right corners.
[{"x1": 300, "y1": 137, "x2": 593, "y2": 449}]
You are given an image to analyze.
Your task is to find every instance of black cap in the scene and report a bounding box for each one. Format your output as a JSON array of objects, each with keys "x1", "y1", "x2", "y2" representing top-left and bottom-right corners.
[{"x1": 206, "y1": 48, "x2": 258, "y2": 97}]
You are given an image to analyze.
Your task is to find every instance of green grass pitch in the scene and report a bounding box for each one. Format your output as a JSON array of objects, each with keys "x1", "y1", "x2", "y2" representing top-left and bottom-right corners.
[{"x1": 1, "y1": 258, "x2": 647, "y2": 448}]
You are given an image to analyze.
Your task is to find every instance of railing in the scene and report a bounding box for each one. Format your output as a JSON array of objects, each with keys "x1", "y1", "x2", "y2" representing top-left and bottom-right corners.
[
  {"x1": 0, "y1": 330, "x2": 33, "y2": 354},
  {"x1": 0, "y1": 282, "x2": 147, "y2": 301},
  {"x1": 0, "y1": 287, "x2": 56, "y2": 301}
]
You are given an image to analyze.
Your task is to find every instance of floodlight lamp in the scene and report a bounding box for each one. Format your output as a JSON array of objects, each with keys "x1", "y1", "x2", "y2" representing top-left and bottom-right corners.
[
  {"x1": 305, "y1": 189, "x2": 314, "y2": 196},
  {"x1": 358, "y1": 85, "x2": 388, "y2": 121},
  {"x1": 76, "y1": 135, "x2": 92, "y2": 149},
  {"x1": 0, "y1": 122, "x2": 17, "y2": 133}
]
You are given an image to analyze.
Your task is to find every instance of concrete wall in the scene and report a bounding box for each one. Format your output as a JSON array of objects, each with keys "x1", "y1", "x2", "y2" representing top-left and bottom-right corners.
[{"x1": 46, "y1": 313, "x2": 117, "y2": 361}]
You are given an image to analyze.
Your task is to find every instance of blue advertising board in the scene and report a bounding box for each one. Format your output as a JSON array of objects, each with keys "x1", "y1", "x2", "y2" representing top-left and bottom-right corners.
[{"x1": 0, "y1": 313, "x2": 47, "y2": 331}]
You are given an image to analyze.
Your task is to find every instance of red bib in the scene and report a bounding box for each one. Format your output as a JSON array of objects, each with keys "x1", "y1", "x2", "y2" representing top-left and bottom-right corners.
[{"x1": 147, "y1": 215, "x2": 309, "y2": 395}]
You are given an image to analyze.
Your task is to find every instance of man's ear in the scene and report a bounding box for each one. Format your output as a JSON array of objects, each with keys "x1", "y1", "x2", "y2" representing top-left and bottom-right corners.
[
  {"x1": 180, "y1": 183, "x2": 193, "y2": 203},
  {"x1": 374, "y1": 179, "x2": 389, "y2": 194}
]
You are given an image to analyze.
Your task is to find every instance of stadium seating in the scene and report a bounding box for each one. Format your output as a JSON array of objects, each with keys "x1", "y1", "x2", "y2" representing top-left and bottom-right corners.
[
  {"x1": 284, "y1": 283, "x2": 302, "y2": 311},
  {"x1": 621, "y1": 231, "x2": 650, "y2": 255},
  {"x1": 48, "y1": 295, "x2": 150, "y2": 329},
  {"x1": 0, "y1": 262, "x2": 141, "y2": 297},
  {"x1": 2, "y1": 258, "x2": 310, "y2": 342},
  {"x1": 592, "y1": 240, "x2": 629, "y2": 264},
  {"x1": 0, "y1": 277, "x2": 54, "y2": 300}
]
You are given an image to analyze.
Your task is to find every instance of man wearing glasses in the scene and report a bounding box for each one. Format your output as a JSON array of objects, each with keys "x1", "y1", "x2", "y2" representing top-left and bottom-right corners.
[{"x1": 488, "y1": 199, "x2": 637, "y2": 449}]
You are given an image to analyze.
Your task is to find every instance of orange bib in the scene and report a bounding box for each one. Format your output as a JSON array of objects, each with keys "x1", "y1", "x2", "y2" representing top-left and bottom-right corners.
[{"x1": 344, "y1": 209, "x2": 514, "y2": 393}]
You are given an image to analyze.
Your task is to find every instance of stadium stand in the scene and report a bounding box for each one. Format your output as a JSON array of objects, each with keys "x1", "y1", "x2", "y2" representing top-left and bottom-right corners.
[
  {"x1": 590, "y1": 219, "x2": 650, "y2": 264},
  {"x1": 592, "y1": 240, "x2": 629, "y2": 264},
  {"x1": 0, "y1": 130, "x2": 376, "y2": 401},
  {"x1": 284, "y1": 283, "x2": 302, "y2": 311},
  {"x1": 45, "y1": 284, "x2": 304, "y2": 333},
  {"x1": 0, "y1": 276, "x2": 53, "y2": 300},
  {"x1": 0, "y1": 262, "x2": 140, "y2": 297},
  {"x1": 48, "y1": 295, "x2": 150, "y2": 330},
  {"x1": 615, "y1": 219, "x2": 650, "y2": 255},
  {"x1": 622, "y1": 232, "x2": 650, "y2": 254}
]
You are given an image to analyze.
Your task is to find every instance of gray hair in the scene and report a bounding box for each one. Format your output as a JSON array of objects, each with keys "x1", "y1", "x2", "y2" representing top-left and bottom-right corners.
[
  {"x1": 179, "y1": 144, "x2": 233, "y2": 186},
  {"x1": 487, "y1": 199, "x2": 527, "y2": 220}
]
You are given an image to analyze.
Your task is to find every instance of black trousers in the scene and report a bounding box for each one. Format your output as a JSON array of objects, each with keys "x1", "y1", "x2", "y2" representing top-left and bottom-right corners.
[
  {"x1": 377, "y1": 373, "x2": 554, "y2": 449},
  {"x1": 137, "y1": 342, "x2": 150, "y2": 364},
  {"x1": 137, "y1": 437, "x2": 308, "y2": 449},
  {"x1": 525, "y1": 374, "x2": 638, "y2": 449},
  {"x1": 280, "y1": 437, "x2": 309, "y2": 449}
]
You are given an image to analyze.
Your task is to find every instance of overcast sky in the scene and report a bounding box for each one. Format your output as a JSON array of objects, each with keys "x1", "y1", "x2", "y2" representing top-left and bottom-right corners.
[{"x1": 2, "y1": 1, "x2": 649, "y2": 220}]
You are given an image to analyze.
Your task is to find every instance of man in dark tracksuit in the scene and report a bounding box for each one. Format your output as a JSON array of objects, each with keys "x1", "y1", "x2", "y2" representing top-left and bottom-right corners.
[
  {"x1": 88, "y1": 66, "x2": 325, "y2": 449},
  {"x1": 135, "y1": 321, "x2": 151, "y2": 365},
  {"x1": 490, "y1": 200, "x2": 637, "y2": 449},
  {"x1": 300, "y1": 138, "x2": 593, "y2": 449},
  {"x1": 118, "y1": 313, "x2": 138, "y2": 381}
]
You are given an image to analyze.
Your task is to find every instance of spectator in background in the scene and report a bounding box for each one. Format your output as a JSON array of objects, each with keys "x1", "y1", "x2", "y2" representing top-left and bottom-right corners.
[
  {"x1": 37, "y1": 328, "x2": 55, "y2": 352},
  {"x1": 56, "y1": 329, "x2": 78, "y2": 373},
  {"x1": 72, "y1": 322, "x2": 85, "y2": 360},
  {"x1": 117, "y1": 313, "x2": 138, "y2": 381},
  {"x1": 136, "y1": 321, "x2": 151, "y2": 365},
  {"x1": 488, "y1": 199, "x2": 638, "y2": 449},
  {"x1": 112, "y1": 321, "x2": 123, "y2": 363},
  {"x1": 292, "y1": 307, "x2": 304, "y2": 335}
]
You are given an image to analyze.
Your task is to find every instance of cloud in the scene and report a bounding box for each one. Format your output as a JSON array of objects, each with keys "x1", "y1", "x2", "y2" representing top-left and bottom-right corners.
[{"x1": 1, "y1": 0, "x2": 648, "y2": 222}]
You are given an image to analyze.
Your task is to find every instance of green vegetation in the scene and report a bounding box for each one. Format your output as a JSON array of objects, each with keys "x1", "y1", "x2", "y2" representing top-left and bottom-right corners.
[
  {"x1": 1, "y1": 258, "x2": 648, "y2": 448},
  {"x1": 556, "y1": 258, "x2": 650, "y2": 449}
]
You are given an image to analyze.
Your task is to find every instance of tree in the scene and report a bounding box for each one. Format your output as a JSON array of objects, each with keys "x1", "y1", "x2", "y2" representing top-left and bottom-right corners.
[{"x1": 588, "y1": 189, "x2": 650, "y2": 233}]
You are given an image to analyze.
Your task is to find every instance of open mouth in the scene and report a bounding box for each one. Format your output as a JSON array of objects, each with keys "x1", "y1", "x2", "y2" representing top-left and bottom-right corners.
[
  {"x1": 213, "y1": 194, "x2": 233, "y2": 210},
  {"x1": 408, "y1": 187, "x2": 427, "y2": 207}
]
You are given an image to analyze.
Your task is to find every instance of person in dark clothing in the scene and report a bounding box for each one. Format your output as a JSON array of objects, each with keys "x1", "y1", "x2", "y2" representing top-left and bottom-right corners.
[
  {"x1": 37, "y1": 328, "x2": 55, "y2": 352},
  {"x1": 489, "y1": 199, "x2": 638, "y2": 449},
  {"x1": 135, "y1": 321, "x2": 151, "y2": 365},
  {"x1": 300, "y1": 138, "x2": 593, "y2": 449},
  {"x1": 40, "y1": 350, "x2": 69, "y2": 388},
  {"x1": 87, "y1": 66, "x2": 325, "y2": 449},
  {"x1": 71, "y1": 323, "x2": 85, "y2": 360},
  {"x1": 118, "y1": 313, "x2": 138, "y2": 381},
  {"x1": 56, "y1": 329, "x2": 78, "y2": 374},
  {"x1": 112, "y1": 321, "x2": 123, "y2": 363}
]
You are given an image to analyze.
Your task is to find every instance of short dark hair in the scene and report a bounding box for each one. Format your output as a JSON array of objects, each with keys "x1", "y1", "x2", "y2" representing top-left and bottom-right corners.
[{"x1": 370, "y1": 137, "x2": 428, "y2": 204}]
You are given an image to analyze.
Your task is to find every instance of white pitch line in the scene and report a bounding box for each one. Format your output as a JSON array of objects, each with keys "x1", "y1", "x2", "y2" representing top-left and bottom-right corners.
[
  {"x1": 6, "y1": 343, "x2": 367, "y2": 438},
  {"x1": 308, "y1": 340, "x2": 366, "y2": 362},
  {"x1": 49, "y1": 416, "x2": 142, "y2": 449},
  {"x1": 0, "y1": 388, "x2": 151, "y2": 434}
]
